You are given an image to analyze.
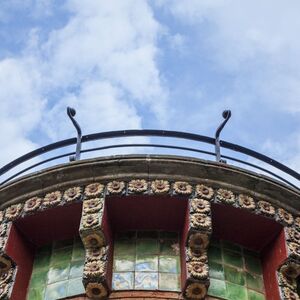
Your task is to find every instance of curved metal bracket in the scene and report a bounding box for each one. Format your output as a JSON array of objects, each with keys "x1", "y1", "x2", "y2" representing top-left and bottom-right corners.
[
  {"x1": 67, "y1": 107, "x2": 82, "y2": 161},
  {"x1": 215, "y1": 110, "x2": 232, "y2": 163}
]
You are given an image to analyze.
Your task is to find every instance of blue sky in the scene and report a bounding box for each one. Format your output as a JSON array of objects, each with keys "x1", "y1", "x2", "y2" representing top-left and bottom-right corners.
[{"x1": 0, "y1": 0, "x2": 300, "y2": 181}]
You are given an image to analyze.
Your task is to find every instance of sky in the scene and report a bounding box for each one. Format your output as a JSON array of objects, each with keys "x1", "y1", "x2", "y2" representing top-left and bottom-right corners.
[{"x1": 0, "y1": 0, "x2": 299, "y2": 184}]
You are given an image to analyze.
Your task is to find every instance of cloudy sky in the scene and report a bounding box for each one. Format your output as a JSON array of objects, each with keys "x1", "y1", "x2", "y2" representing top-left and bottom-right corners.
[{"x1": 0, "y1": 0, "x2": 299, "y2": 183}]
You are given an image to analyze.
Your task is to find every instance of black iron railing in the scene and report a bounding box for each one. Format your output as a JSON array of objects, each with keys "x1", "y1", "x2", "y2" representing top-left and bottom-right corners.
[{"x1": 0, "y1": 109, "x2": 299, "y2": 190}]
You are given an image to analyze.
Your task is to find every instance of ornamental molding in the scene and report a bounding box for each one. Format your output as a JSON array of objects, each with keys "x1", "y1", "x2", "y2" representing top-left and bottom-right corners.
[{"x1": 0, "y1": 179, "x2": 299, "y2": 299}]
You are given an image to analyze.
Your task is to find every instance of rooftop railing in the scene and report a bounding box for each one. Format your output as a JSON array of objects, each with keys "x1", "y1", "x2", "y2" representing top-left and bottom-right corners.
[{"x1": 0, "y1": 109, "x2": 299, "y2": 190}]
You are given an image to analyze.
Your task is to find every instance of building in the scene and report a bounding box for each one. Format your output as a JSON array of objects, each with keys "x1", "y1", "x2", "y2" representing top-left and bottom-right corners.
[{"x1": 0, "y1": 128, "x2": 299, "y2": 300}]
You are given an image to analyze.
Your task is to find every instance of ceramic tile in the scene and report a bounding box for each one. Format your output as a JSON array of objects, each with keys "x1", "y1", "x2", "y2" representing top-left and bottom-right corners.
[
  {"x1": 114, "y1": 255, "x2": 135, "y2": 272},
  {"x1": 69, "y1": 260, "x2": 84, "y2": 279},
  {"x1": 245, "y1": 255, "x2": 262, "y2": 275},
  {"x1": 67, "y1": 277, "x2": 85, "y2": 297},
  {"x1": 209, "y1": 261, "x2": 225, "y2": 280},
  {"x1": 136, "y1": 239, "x2": 158, "y2": 255},
  {"x1": 45, "y1": 281, "x2": 68, "y2": 300},
  {"x1": 113, "y1": 272, "x2": 134, "y2": 290},
  {"x1": 30, "y1": 269, "x2": 48, "y2": 288},
  {"x1": 223, "y1": 249, "x2": 243, "y2": 268},
  {"x1": 159, "y1": 273, "x2": 180, "y2": 291},
  {"x1": 222, "y1": 240, "x2": 241, "y2": 253},
  {"x1": 33, "y1": 253, "x2": 51, "y2": 271},
  {"x1": 159, "y1": 256, "x2": 180, "y2": 273},
  {"x1": 53, "y1": 239, "x2": 73, "y2": 249},
  {"x1": 135, "y1": 272, "x2": 158, "y2": 290},
  {"x1": 136, "y1": 255, "x2": 158, "y2": 272},
  {"x1": 248, "y1": 290, "x2": 265, "y2": 300},
  {"x1": 51, "y1": 247, "x2": 72, "y2": 264},
  {"x1": 226, "y1": 282, "x2": 247, "y2": 300},
  {"x1": 47, "y1": 261, "x2": 70, "y2": 284},
  {"x1": 27, "y1": 286, "x2": 45, "y2": 300},
  {"x1": 114, "y1": 240, "x2": 136, "y2": 255},
  {"x1": 208, "y1": 278, "x2": 227, "y2": 298},
  {"x1": 224, "y1": 265, "x2": 245, "y2": 286},
  {"x1": 246, "y1": 272, "x2": 264, "y2": 292},
  {"x1": 72, "y1": 244, "x2": 85, "y2": 261},
  {"x1": 160, "y1": 239, "x2": 179, "y2": 255},
  {"x1": 208, "y1": 246, "x2": 222, "y2": 262}
]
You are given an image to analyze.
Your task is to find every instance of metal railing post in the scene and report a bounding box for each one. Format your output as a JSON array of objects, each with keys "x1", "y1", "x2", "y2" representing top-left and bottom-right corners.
[{"x1": 67, "y1": 107, "x2": 82, "y2": 161}]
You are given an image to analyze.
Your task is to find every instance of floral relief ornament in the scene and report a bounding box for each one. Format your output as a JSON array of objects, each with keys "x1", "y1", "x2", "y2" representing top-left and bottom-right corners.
[
  {"x1": 43, "y1": 191, "x2": 62, "y2": 207},
  {"x1": 282, "y1": 287, "x2": 300, "y2": 300},
  {"x1": 216, "y1": 188, "x2": 235, "y2": 204},
  {"x1": 83, "y1": 198, "x2": 104, "y2": 214},
  {"x1": 257, "y1": 200, "x2": 275, "y2": 217},
  {"x1": 86, "y1": 246, "x2": 108, "y2": 262},
  {"x1": 295, "y1": 217, "x2": 300, "y2": 231},
  {"x1": 5, "y1": 204, "x2": 23, "y2": 221},
  {"x1": 0, "y1": 212, "x2": 3, "y2": 223},
  {"x1": 0, "y1": 284, "x2": 9, "y2": 299},
  {"x1": 195, "y1": 184, "x2": 214, "y2": 200},
  {"x1": 277, "y1": 208, "x2": 294, "y2": 226},
  {"x1": 0, "y1": 268, "x2": 14, "y2": 285},
  {"x1": 151, "y1": 180, "x2": 170, "y2": 194},
  {"x1": 185, "y1": 282, "x2": 207, "y2": 299},
  {"x1": 24, "y1": 197, "x2": 41, "y2": 212},
  {"x1": 278, "y1": 272, "x2": 296, "y2": 290},
  {"x1": 238, "y1": 194, "x2": 255, "y2": 210},
  {"x1": 190, "y1": 213, "x2": 212, "y2": 231},
  {"x1": 186, "y1": 248, "x2": 208, "y2": 262},
  {"x1": 280, "y1": 261, "x2": 300, "y2": 279},
  {"x1": 191, "y1": 199, "x2": 210, "y2": 214},
  {"x1": 82, "y1": 233, "x2": 105, "y2": 248},
  {"x1": 187, "y1": 261, "x2": 209, "y2": 279},
  {"x1": 288, "y1": 242, "x2": 300, "y2": 260},
  {"x1": 84, "y1": 183, "x2": 104, "y2": 198},
  {"x1": 188, "y1": 232, "x2": 209, "y2": 251},
  {"x1": 86, "y1": 282, "x2": 108, "y2": 299},
  {"x1": 173, "y1": 181, "x2": 193, "y2": 195},
  {"x1": 82, "y1": 214, "x2": 100, "y2": 229},
  {"x1": 0, "y1": 224, "x2": 7, "y2": 237},
  {"x1": 63, "y1": 186, "x2": 82, "y2": 202},
  {"x1": 106, "y1": 181, "x2": 125, "y2": 194},
  {"x1": 286, "y1": 228, "x2": 300, "y2": 245},
  {"x1": 84, "y1": 260, "x2": 105, "y2": 278},
  {"x1": 128, "y1": 179, "x2": 148, "y2": 193}
]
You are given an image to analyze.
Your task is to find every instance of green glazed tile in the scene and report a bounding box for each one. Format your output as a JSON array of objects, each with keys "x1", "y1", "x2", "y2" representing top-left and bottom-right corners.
[
  {"x1": 208, "y1": 246, "x2": 222, "y2": 262},
  {"x1": 248, "y1": 290, "x2": 265, "y2": 300},
  {"x1": 114, "y1": 240, "x2": 136, "y2": 255},
  {"x1": 51, "y1": 247, "x2": 72, "y2": 264},
  {"x1": 53, "y1": 239, "x2": 73, "y2": 249},
  {"x1": 115, "y1": 231, "x2": 136, "y2": 240},
  {"x1": 160, "y1": 240, "x2": 179, "y2": 255},
  {"x1": 159, "y1": 273, "x2": 180, "y2": 291},
  {"x1": 69, "y1": 260, "x2": 84, "y2": 279},
  {"x1": 114, "y1": 255, "x2": 135, "y2": 272},
  {"x1": 223, "y1": 249, "x2": 243, "y2": 268},
  {"x1": 72, "y1": 244, "x2": 85, "y2": 261},
  {"x1": 67, "y1": 277, "x2": 85, "y2": 297},
  {"x1": 159, "y1": 256, "x2": 180, "y2": 273},
  {"x1": 137, "y1": 231, "x2": 158, "y2": 239},
  {"x1": 226, "y1": 282, "x2": 247, "y2": 300},
  {"x1": 136, "y1": 255, "x2": 158, "y2": 272},
  {"x1": 113, "y1": 272, "x2": 134, "y2": 290},
  {"x1": 222, "y1": 240, "x2": 241, "y2": 253},
  {"x1": 208, "y1": 278, "x2": 227, "y2": 298},
  {"x1": 245, "y1": 256, "x2": 262, "y2": 275},
  {"x1": 47, "y1": 261, "x2": 70, "y2": 284},
  {"x1": 30, "y1": 269, "x2": 48, "y2": 288},
  {"x1": 246, "y1": 272, "x2": 264, "y2": 292},
  {"x1": 224, "y1": 265, "x2": 245, "y2": 286},
  {"x1": 33, "y1": 253, "x2": 51, "y2": 271},
  {"x1": 159, "y1": 232, "x2": 178, "y2": 239},
  {"x1": 27, "y1": 286, "x2": 45, "y2": 300},
  {"x1": 136, "y1": 239, "x2": 158, "y2": 255},
  {"x1": 209, "y1": 261, "x2": 224, "y2": 280},
  {"x1": 135, "y1": 272, "x2": 158, "y2": 290},
  {"x1": 45, "y1": 281, "x2": 68, "y2": 300}
]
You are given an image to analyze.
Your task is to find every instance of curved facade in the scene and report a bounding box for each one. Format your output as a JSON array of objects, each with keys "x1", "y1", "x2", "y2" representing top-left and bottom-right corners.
[{"x1": 0, "y1": 155, "x2": 299, "y2": 300}]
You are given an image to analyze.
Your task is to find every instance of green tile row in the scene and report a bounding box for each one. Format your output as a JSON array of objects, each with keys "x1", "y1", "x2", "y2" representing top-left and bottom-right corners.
[
  {"x1": 209, "y1": 278, "x2": 265, "y2": 300},
  {"x1": 28, "y1": 237, "x2": 85, "y2": 300}
]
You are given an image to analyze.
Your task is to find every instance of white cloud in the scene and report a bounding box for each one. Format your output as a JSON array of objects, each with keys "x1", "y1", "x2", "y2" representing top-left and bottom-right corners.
[{"x1": 0, "y1": 0, "x2": 168, "y2": 177}]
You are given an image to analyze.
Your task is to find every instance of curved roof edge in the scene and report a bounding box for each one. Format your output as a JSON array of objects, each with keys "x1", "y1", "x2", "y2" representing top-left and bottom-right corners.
[{"x1": 0, "y1": 155, "x2": 299, "y2": 213}]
